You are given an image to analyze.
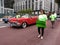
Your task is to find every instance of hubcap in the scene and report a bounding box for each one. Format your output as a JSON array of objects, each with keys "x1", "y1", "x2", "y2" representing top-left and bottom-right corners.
[{"x1": 22, "y1": 23, "x2": 27, "y2": 28}]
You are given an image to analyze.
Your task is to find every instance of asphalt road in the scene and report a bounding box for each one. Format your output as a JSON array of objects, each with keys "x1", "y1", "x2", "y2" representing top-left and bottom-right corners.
[
  {"x1": 0, "y1": 22, "x2": 9, "y2": 28},
  {"x1": 0, "y1": 20, "x2": 60, "y2": 45}
]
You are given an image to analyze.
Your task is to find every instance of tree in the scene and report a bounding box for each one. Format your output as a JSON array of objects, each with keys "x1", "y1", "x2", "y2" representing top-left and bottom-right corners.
[{"x1": 18, "y1": 9, "x2": 32, "y2": 15}]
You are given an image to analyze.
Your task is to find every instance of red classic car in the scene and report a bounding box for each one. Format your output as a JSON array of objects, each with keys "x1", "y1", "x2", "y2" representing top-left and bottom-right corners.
[{"x1": 9, "y1": 14, "x2": 38, "y2": 28}]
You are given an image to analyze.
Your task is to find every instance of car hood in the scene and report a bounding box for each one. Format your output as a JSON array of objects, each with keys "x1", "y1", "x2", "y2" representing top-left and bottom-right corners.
[
  {"x1": 9, "y1": 18, "x2": 17, "y2": 21},
  {"x1": 9, "y1": 17, "x2": 27, "y2": 22}
]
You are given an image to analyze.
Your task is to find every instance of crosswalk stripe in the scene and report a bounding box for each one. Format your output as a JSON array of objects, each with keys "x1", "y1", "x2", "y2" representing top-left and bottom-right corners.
[{"x1": 0, "y1": 26, "x2": 7, "y2": 28}]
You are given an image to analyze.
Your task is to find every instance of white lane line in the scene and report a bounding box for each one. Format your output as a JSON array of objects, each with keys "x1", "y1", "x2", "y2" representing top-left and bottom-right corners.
[
  {"x1": 0, "y1": 26, "x2": 7, "y2": 28},
  {"x1": 57, "y1": 18, "x2": 60, "y2": 20}
]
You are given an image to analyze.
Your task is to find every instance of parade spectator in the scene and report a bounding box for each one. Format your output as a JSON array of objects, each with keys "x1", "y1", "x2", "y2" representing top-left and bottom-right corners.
[
  {"x1": 36, "y1": 9, "x2": 48, "y2": 39},
  {"x1": 16, "y1": 13, "x2": 20, "y2": 18},
  {"x1": 49, "y1": 11, "x2": 57, "y2": 28},
  {"x1": 47, "y1": 11, "x2": 52, "y2": 20},
  {"x1": 53, "y1": 11, "x2": 57, "y2": 19}
]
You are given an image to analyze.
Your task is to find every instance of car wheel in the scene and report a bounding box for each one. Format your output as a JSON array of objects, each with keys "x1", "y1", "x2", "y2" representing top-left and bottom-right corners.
[{"x1": 22, "y1": 22, "x2": 27, "y2": 28}]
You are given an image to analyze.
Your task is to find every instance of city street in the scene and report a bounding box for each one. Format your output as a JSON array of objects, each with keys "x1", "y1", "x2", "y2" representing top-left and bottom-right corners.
[
  {"x1": 0, "y1": 22, "x2": 9, "y2": 28},
  {"x1": 0, "y1": 0, "x2": 60, "y2": 45},
  {"x1": 0, "y1": 20, "x2": 60, "y2": 45}
]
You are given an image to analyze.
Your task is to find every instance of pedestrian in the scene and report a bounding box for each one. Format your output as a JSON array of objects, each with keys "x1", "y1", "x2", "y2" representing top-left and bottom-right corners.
[
  {"x1": 53, "y1": 11, "x2": 57, "y2": 19},
  {"x1": 36, "y1": 9, "x2": 48, "y2": 39},
  {"x1": 49, "y1": 11, "x2": 57, "y2": 28},
  {"x1": 16, "y1": 13, "x2": 20, "y2": 18},
  {"x1": 47, "y1": 11, "x2": 52, "y2": 20}
]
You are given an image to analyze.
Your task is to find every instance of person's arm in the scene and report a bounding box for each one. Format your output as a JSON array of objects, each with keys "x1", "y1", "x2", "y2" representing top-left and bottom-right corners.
[
  {"x1": 46, "y1": 15, "x2": 48, "y2": 20},
  {"x1": 55, "y1": 13, "x2": 57, "y2": 18}
]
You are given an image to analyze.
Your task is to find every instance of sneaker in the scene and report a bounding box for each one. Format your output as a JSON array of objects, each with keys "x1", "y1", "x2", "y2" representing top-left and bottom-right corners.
[
  {"x1": 41, "y1": 36, "x2": 43, "y2": 39},
  {"x1": 38, "y1": 35, "x2": 41, "y2": 38}
]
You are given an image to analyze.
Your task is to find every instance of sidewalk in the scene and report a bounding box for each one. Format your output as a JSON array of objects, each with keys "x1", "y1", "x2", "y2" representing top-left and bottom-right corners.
[{"x1": 0, "y1": 18, "x2": 3, "y2": 22}]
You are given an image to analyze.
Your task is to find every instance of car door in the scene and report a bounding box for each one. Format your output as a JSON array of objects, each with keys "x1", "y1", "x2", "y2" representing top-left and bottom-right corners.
[
  {"x1": 27, "y1": 16, "x2": 37, "y2": 24},
  {"x1": 31, "y1": 16, "x2": 37, "y2": 24},
  {"x1": 27, "y1": 17, "x2": 33, "y2": 24}
]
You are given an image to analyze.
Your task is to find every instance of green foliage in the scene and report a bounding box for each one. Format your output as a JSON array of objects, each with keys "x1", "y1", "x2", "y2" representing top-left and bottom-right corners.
[
  {"x1": 18, "y1": 9, "x2": 32, "y2": 15},
  {"x1": 55, "y1": 0, "x2": 60, "y2": 3}
]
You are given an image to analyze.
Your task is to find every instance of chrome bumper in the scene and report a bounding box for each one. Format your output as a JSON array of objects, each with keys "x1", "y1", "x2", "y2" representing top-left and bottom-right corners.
[{"x1": 10, "y1": 22, "x2": 21, "y2": 27}]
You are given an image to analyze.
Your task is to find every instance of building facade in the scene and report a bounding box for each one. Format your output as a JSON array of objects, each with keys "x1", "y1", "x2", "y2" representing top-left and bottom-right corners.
[
  {"x1": 0, "y1": 0, "x2": 14, "y2": 18},
  {"x1": 14, "y1": 0, "x2": 58, "y2": 14},
  {"x1": 4, "y1": 0, "x2": 14, "y2": 8},
  {"x1": 0, "y1": 0, "x2": 4, "y2": 14}
]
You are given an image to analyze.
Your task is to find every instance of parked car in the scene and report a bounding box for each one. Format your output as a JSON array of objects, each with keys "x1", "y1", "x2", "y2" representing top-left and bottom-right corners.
[{"x1": 9, "y1": 14, "x2": 38, "y2": 28}]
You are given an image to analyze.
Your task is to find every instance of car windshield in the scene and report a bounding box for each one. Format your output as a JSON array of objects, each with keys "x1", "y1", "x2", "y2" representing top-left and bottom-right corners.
[{"x1": 21, "y1": 14, "x2": 31, "y2": 18}]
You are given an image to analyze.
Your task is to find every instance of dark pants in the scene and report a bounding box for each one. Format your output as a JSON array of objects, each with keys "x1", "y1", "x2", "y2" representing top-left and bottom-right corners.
[
  {"x1": 51, "y1": 21, "x2": 55, "y2": 28},
  {"x1": 38, "y1": 27, "x2": 44, "y2": 36}
]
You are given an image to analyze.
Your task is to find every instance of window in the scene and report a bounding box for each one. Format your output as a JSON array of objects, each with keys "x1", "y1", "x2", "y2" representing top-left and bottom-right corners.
[
  {"x1": 7, "y1": 10, "x2": 10, "y2": 15},
  {"x1": 36, "y1": 0, "x2": 37, "y2": 1},
  {"x1": 39, "y1": 1, "x2": 42, "y2": 10},
  {"x1": 1, "y1": 0, "x2": 3, "y2": 7},
  {"x1": 25, "y1": 0, "x2": 27, "y2": 10},
  {"x1": 32, "y1": 0, "x2": 34, "y2": 2},
  {"x1": 32, "y1": 0, "x2": 34, "y2": 10},
  {"x1": 1, "y1": 8, "x2": 3, "y2": 13},
  {"x1": 4, "y1": 9, "x2": 7, "y2": 14},
  {"x1": 23, "y1": 2, "x2": 24, "y2": 10},
  {"x1": 10, "y1": 10, "x2": 13, "y2": 14},
  {"x1": 16, "y1": 4, "x2": 18, "y2": 11},
  {"x1": 29, "y1": 0, "x2": 30, "y2": 8},
  {"x1": 32, "y1": 2, "x2": 34, "y2": 10},
  {"x1": 35, "y1": 2, "x2": 38, "y2": 10},
  {"x1": 21, "y1": 4, "x2": 22, "y2": 10}
]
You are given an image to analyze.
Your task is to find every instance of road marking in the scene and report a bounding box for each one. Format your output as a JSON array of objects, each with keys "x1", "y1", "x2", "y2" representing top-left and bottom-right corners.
[
  {"x1": 57, "y1": 18, "x2": 60, "y2": 20},
  {"x1": 0, "y1": 26, "x2": 7, "y2": 28}
]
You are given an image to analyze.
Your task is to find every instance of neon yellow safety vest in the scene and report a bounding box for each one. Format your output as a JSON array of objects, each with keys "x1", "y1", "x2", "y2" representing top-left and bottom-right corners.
[
  {"x1": 16, "y1": 15, "x2": 20, "y2": 18},
  {"x1": 50, "y1": 14, "x2": 56, "y2": 21},
  {"x1": 38, "y1": 14, "x2": 47, "y2": 21}
]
